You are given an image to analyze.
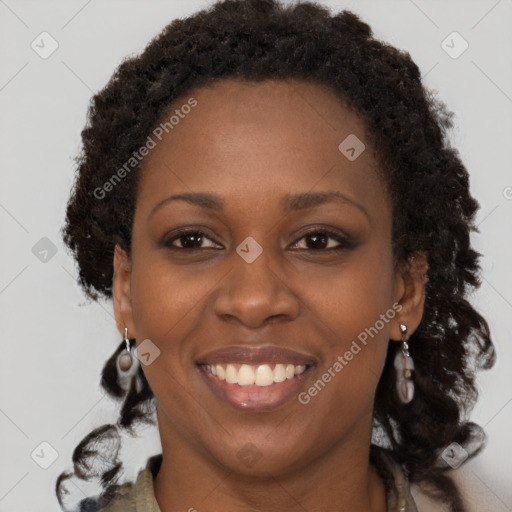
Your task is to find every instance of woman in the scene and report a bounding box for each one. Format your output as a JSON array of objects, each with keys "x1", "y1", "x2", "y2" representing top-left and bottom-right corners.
[{"x1": 55, "y1": 1, "x2": 496, "y2": 511}]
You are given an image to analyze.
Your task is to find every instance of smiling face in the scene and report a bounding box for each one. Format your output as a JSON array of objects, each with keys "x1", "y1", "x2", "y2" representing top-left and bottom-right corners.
[{"x1": 113, "y1": 78, "x2": 425, "y2": 477}]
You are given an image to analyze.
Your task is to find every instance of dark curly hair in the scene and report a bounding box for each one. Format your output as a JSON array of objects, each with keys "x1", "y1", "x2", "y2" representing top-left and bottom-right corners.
[{"x1": 56, "y1": 0, "x2": 496, "y2": 511}]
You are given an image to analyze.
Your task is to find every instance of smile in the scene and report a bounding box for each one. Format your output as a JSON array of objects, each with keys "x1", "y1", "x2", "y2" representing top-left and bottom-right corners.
[
  {"x1": 204, "y1": 363, "x2": 307, "y2": 386},
  {"x1": 198, "y1": 362, "x2": 313, "y2": 411},
  {"x1": 196, "y1": 344, "x2": 316, "y2": 411}
]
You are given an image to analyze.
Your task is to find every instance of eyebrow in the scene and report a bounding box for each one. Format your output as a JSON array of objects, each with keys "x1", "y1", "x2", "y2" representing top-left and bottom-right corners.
[{"x1": 149, "y1": 191, "x2": 370, "y2": 221}]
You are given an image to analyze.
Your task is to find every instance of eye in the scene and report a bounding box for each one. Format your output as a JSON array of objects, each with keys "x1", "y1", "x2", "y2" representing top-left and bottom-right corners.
[
  {"x1": 164, "y1": 229, "x2": 221, "y2": 250},
  {"x1": 289, "y1": 229, "x2": 355, "y2": 251},
  {"x1": 163, "y1": 227, "x2": 355, "y2": 252}
]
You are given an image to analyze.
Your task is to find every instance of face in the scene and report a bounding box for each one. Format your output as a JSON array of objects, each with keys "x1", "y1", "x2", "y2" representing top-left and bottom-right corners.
[{"x1": 114, "y1": 78, "x2": 425, "y2": 476}]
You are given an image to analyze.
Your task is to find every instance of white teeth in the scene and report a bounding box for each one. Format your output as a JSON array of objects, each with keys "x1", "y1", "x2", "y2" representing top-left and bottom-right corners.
[
  {"x1": 238, "y1": 364, "x2": 255, "y2": 386},
  {"x1": 207, "y1": 363, "x2": 308, "y2": 387},
  {"x1": 225, "y1": 364, "x2": 238, "y2": 384},
  {"x1": 216, "y1": 364, "x2": 225, "y2": 380},
  {"x1": 295, "y1": 365, "x2": 306, "y2": 375},
  {"x1": 273, "y1": 364, "x2": 286, "y2": 383},
  {"x1": 255, "y1": 364, "x2": 274, "y2": 386}
]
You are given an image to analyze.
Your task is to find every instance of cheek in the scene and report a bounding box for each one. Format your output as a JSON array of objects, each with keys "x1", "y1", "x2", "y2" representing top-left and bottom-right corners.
[
  {"x1": 313, "y1": 241, "x2": 396, "y2": 335},
  {"x1": 130, "y1": 253, "x2": 210, "y2": 340},
  {"x1": 127, "y1": 255, "x2": 194, "y2": 396},
  {"x1": 128, "y1": 254, "x2": 209, "y2": 412},
  {"x1": 307, "y1": 245, "x2": 396, "y2": 398}
]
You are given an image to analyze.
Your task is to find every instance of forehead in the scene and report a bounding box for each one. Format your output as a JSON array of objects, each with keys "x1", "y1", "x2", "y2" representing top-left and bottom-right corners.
[{"x1": 136, "y1": 78, "x2": 387, "y2": 217}]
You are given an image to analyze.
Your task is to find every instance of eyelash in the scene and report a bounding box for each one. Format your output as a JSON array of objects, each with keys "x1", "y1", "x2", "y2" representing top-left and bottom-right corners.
[{"x1": 163, "y1": 227, "x2": 355, "y2": 252}]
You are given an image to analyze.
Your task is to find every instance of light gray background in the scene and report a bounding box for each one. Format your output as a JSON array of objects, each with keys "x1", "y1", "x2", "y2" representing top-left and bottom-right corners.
[{"x1": 1, "y1": 1, "x2": 511, "y2": 511}]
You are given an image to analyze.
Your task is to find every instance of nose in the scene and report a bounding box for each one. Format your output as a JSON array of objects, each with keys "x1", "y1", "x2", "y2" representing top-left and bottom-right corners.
[{"x1": 213, "y1": 250, "x2": 300, "y2": 329}]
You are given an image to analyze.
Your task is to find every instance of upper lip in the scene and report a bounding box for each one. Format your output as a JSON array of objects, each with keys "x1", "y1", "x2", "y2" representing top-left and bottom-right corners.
[{"x1": 196, "y1": 345, "x2": 317, "y2": 366}]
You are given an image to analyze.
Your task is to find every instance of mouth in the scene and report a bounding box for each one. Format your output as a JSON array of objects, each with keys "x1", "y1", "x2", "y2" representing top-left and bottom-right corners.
[{"x1": 196, "y1": 345, "x2": 317, "y2": 411}]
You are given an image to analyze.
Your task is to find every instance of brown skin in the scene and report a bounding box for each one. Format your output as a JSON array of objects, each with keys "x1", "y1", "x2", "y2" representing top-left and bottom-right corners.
[{"x1": 113, "y1": 78, "x2": 428, "y2": 512}]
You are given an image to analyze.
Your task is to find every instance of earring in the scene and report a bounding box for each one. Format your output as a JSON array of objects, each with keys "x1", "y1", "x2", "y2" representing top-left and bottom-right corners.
[
  {"x1": 115, "y1": 328, "x2": 141, "y2": 395},
  {"x1": 117, "y1": 327, "x2": 134, "y2": 372},
  {"x1": 394, "y1": 323, "x2": 415, "y2": 404}
]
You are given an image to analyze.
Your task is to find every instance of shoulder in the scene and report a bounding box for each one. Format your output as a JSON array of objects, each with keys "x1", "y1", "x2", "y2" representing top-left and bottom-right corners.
[
  {"x1": 98, "y1": 454, "x2": 163, "y2": 512},
  {"x1": 97, "y1": 481, "x2": 137, "y2": 512}
]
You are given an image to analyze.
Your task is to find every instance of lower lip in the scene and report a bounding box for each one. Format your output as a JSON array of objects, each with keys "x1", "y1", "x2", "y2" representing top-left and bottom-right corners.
[{"x1": 197, "y1": 364, "x2": 313, "y2": 412}]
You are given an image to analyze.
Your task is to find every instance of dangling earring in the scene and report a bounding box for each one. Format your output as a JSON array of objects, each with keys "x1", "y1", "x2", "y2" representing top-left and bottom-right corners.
[
  {"x1": 115, "y1": 328, "x2": 141, "y2": 394},
  {"x1": 117, "y1": 327, "x2": 134, "y2": 372},
  {"x1": 394, "y1": 323, "x2": 415, "y2": 404}
]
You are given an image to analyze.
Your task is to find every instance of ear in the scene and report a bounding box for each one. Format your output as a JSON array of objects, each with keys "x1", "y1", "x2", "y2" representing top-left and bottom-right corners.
[
  {"x1": 113, "y1": 244, "x2": 137, "y2": 339},
  {"x1": 389, "y1": 251, "x2": 429, "y2": 341}
]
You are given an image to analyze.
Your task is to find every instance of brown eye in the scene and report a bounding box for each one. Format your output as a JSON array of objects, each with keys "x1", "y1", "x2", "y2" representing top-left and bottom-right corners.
[
  {"x1": 165, "y1": 230, "x2": 220, "y2": 250},
  {"x1": 290, "y1": 230, "x2": 355, "y2": 251}
]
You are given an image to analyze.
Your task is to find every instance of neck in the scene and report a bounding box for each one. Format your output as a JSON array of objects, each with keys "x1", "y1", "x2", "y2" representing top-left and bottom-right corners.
[{"x1": 153, "y1": 413, "x2": 387, "y2": 512}]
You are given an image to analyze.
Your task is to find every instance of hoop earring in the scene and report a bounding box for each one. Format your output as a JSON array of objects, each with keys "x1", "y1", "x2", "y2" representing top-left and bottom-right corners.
[
  {"x1": 394, "y1": 323, "x2": 415, "y2": 404},
  {"x1": 117, "y1": 327, "x2": 134, "y2": 372}
]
